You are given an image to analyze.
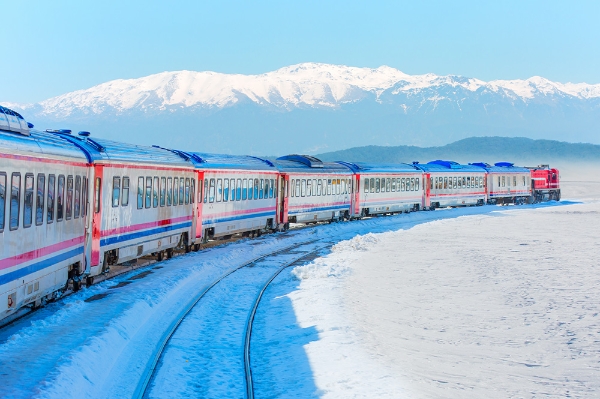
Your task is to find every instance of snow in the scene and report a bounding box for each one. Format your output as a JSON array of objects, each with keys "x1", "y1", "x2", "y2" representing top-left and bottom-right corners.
[
  {"x1": 14, "y1": 63, "x2": 599, "y2": 117},
  {"x1": 263, "y1": 180, "x2": 600, "y2": 398},
  {"x1": 0, "y1": 180, "x2": 597, "y2": 398}
]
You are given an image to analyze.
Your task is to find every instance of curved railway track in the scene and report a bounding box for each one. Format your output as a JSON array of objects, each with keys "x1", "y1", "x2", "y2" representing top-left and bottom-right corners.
[{"x1": 133, "y1": 239, "x2": 326, "y2": 399}]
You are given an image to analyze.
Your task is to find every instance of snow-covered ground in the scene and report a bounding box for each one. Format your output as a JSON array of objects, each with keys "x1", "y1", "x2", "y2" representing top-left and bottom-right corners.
[
  {"x1": 0, "y1": 180, "x2": 596, "y2": 398},
  {"x1": 254, "y1": 180, "x2": 599, "y2": 398}
]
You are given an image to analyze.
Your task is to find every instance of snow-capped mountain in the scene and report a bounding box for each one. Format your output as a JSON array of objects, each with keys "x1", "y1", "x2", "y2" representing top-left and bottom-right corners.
[{"x1": 4, "y1": 63, "x2": 600, "y2": 155}]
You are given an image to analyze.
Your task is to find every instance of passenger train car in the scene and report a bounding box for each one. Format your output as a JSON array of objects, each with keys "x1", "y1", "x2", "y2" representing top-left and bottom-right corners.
[
  {"x1": 337, "y1": 162, "x2": 424, "y2": 216},
  {"x1": 0, "y1": 105, "x2": 562, "y2": 322},
  {"x1": 415, "y1": 161, "x2": 487, "y2": 209}
]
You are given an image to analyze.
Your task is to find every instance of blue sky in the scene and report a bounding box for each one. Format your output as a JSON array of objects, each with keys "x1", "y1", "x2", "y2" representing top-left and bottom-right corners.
[{"x1": 2, "y1": 0, "x2": 599, "y2": 103}]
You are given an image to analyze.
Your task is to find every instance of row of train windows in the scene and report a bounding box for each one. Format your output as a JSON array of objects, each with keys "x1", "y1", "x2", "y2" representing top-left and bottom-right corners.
[
  {"x1": 290, "y1": 178, "x2": 351, "y2": 198},
  {"x1": 433, "y1": 176, "x2": 483, "y2": 190},
  {"x1": 498, "y1": 175, "x2": 527, "y2": 187},
  {"x1": 111, "y1": 176, "x2": 196, "y2": 210},
  {"x1": 204, "y1": 178, "x2": 275, "y2": 203},
  {"x1": 363, "y1": 177, "x2": 419, "y2": 193},
  {"x1": 0, "y1": 172, "x2": 88, "y2": 232}
]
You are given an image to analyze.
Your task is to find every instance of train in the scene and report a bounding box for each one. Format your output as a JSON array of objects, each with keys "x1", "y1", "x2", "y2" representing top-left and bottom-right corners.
[{"x1": 0, "y1": 105, "x2": 561, "y2": 321}]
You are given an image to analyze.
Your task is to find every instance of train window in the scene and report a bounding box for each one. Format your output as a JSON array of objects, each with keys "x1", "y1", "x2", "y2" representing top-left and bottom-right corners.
[
  {"x1": 82, "y1": 177, "x2": 88, "y2": 217},
  {"x1": 190, "y1": 179, "x2": 195, "y2": 203},
  {"x1": 138, "y1": 177, "x2": 144, "y2": 209},
  {"x1": 216, "y1": 179, "x2": 222, "y2": 202},
  {"x1": 398, "y1": 178, "x2": 403, "y2": 192},
  {"x1": 159, "y1": 177, "x2": 166, "y2": 207},
  {"x1": 501, "y1": 176, "x2": 505, "y2": 187},
  {"x1": 242, "y1": 179, "x2": 248, "y2": 200},
  {"x1": 258, "y1": 179, "x2": 263, "y2": 199},
  {"x1": 306, "y1": 179, "x2": 311, "y2": 197},
  {"x1": 290, "y1": 179, "x2": 295, "y2": 197},
  {"x1": 94, "y1": 177, "x2": 101, "y2": 214},
  {"x1": 36, "y1": 174, "x2": 45, "y2": 226},
  {"x1": 153, "y1": 177, "x2": 159, "y2": 207},
  {"x1": 324, "y1": 179, "x2": 329, "y2": 195},
  {"x1": 383, "y1": 178, "x2": 388, "y2": 192},
  {"x1": 112, "y1": 177, "x2": 121, "y2": 207},
  {"x1": 47, "y1": 175, "x2": 55, "y2": 223},
  {"x1": 436, "y1": 177, "x2": 440, "y2": 190},
  {"x1": 254, "y1": 178, "x2": 259, "y2": 199},
  {"x1": 451, "y1": 177, "x2": 456, "y2": 189},
  {"x1": 294, "y1": 180, "x2": 299, "y2": 197},
  {"x1": 462, "y1": 177, "x2": 466, "y2": 188},
  {"x1": 364, "y1": 178, "x2": 370, "y2": 193},
  {"x1": 57, "y1": 175, "x2": 65, "y2": 221},
  {"x1": 246, "y1": 179, "x2": 252, "y2": 200},
  {"x1": 179, "y1": 178, "x2": 185, "y2": 205},
  {"x1": 373, "y1": 178, "x2": 378, "y2": 193},
  {"x1": 223, "y1": 179, "x2": 229, "y2": 202},
  {"x1": 300, "y1": 179, "x2": 305, "y2": 197},
  {"x1": 9, "y1": 173, "x2": 21, "y2": 230},
  {"x1": 336, "y1": 179, "x2": 340, "y2": 194},
  {"x1": 23, "y1": 174, "x2": 34, "y2": 228},
  {"x1": 236, "y1": 179, "x2": 242, "y2": 201},
  {"x1": 315, "y1": 179, "x2": 321, "y2": 196},
  {"x1": 416, "y1": 177, "x2": 420, "y2": 191},
  {"x1": 209, "y1": 179, "x2": 216, "y2": 203},
  {"x1": 457, "y1": 176, "x2": 462, "y2": 189},
  {"x1": 522, "y1": 176, "x2": 526, "y2": 186},
  {"x1": 269, "y1": 179, "x2": 274, "y2": 198},
  {"x1": 74, "y1": 176, "x2": 81, "y2": 218},
  {"x1": 173, "y1": 177, "x2": 180, "y2": 205},
  {"x1": 120, "y1": 177, "x2": 129, "y2": 208},
  {"x1": 0, "y1": 173, "x2": 5, "y2": 232},
  {"x1": 391, "y1": 178, "x2": 397, "y2": 192},
  {"x1": 166, "y1": 177, "x2": 173, "y2": 206},
  {"x1": 204, "y1": 179, "x2": 209, "y2": 203},
  {"x1": 143, "y1": 177, "x2": 151, "y2": 208},
  {"x1": 66, "y1": 176, "x2": 73, "y2": 220},
  {"x1": 513, "y1": 176, "x2": 517, "y2": 187},
  {"x1": 185, "y1": 178, "x2": 190, "y2": 204},
  {"x1": 466, "y1": 177, "x2": 470, "y2": 188},
  {"x1": 230, "y1": 179, "x2": 236, "y2": 201}
]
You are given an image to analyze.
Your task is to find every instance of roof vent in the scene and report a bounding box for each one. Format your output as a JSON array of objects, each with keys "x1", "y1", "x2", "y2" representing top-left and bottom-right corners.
[
  {"x1": 78, "y1": 131, "x2": 91, "y2": 137},
  {"x1": 470, "y1": 162, "x2": 490, "y2": 168},
  {"x1": 427, "y1": 160, "x2": 460, "y2": 169},
  {"x1": 0, "y1": 105, "x2": 31, "y2": 136},
  {"x1": 46, "y1": 129, "x2": 72, "y2": 135},
  {"x1": 276, "y1": 154, "x2": 324, "y2": 168},
  {"x1": 494, "y1": 162, "x2": 514, "y2": 167}
]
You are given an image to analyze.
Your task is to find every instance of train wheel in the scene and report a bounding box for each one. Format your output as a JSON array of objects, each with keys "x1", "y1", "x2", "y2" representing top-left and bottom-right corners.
[
  {"x1": 86, "y1": 276, "x2": 95, "y2": 287},
  {"x1": 185, "y1": 245, "x2": 192, "y2": 253},
  {"x1": 166, "y1": 249, "x2": 174, "y2": 259},
  {"x1": 193, "y1": 244, "x2": 201, "y2": 252},
  {"x1": 157, "y1": 251, "x2": 164, "y2": 261},
  {"x1": 73, "y1": 280, "x2": 81, "y2": 292}
]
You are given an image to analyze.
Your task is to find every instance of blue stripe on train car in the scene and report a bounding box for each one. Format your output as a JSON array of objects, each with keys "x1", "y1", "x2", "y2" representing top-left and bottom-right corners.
[
  {"x1": 0, "y1": 246, "x2": 84, "y2": 285},
  {"x1": 204, "y1": 211, "x2": 275, "y2": 225},
  {"x1": 100, "y1": 222, "x2": 192, "y2": 246},
  {"x1": 288, "y1": 204, "x2": 349, "y2": 214}
]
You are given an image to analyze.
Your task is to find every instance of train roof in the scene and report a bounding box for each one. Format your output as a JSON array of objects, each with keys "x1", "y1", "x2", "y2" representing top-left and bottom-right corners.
[
  {"x1": 335, "y1": 161, "x2": 420, "y2": 173},
  {"x1": 273, "y1": 155, "x2": 352, "y2": 174},
  {"x1": 0, "y1": 129, "x2": 89, "y2": 161},
  {"x1": 414, "y1": 160, "x2": 486, "y2": 173},
  {"x1": 34, "y1": 131, "x2": 192, "y2": 166},
  {"x1": 165, "y1": 150, "x2": 276, "y2": 171},
  {"x1": 469, "y1": 162, "x2": 531, "y2": 173}
]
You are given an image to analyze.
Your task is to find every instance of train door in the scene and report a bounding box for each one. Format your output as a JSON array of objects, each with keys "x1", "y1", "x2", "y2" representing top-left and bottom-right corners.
[
  {"x1": 195, "y1": 170, "x2": 204, "y2": 241},
  {"x1": 423, "y1": 173, "x2": 431, "y2": 209},
  {"x1": 353, "y1": 174, "x2": 360, "y2": 217},
  {"x1": 91, "y1": 165, "x2": 103, "y2": 267},
  {"x1": 276, "y1": 174, "x2": 289, "y2": 226}
]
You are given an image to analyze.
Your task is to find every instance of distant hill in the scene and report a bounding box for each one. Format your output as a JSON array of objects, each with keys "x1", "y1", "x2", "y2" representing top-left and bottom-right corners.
[{"x1": 315, "y1": 137, "x2": 600, "y2": 165}]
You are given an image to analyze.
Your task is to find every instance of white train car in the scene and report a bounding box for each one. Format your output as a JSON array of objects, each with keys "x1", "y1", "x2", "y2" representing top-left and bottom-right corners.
[
  {"x1": 337, "y1": 162, "x2": 425, "y2": 216},
  {"x1": 416, "y1": 160, "x2": 487, "y2": 208},
  {"x1": 55, "y1": 135, "x2": 197, "y2": 282},
  {"x1": 470, "y1": 162, "x2": 532, "y2": 205},
  {"x1": 1, "y1": 108, "x2": 90, "y2": 319},
  {"x1": 179, "y1": 152, "x2": 280, "y2": 240},
  {"x1": 273, "y1": 155, "x2": 353, "y2": 224}
]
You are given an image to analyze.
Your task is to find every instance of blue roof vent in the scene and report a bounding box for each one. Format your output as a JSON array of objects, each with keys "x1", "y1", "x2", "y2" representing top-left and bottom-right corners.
[
  {"x1": 27, "y1": 122, "x2": 34, "y2": 129},
  {"x1": 78, "y1": 131, "x2": 91, "y2": 137},
  {"x1": 46, "y1": 129, "x2": 72, "y2": 135},
  {"x1": 277, "y1": 154, "x2": 324, "y2": 168},
  {"x1": 428, "y1": 160, "x2": 461, "y2": 169},
  {"x1": 412, "y1": 161, "x2": 419, "y2": 165},
  {"x1": 494, "y1": 162, "x2": 514, "y2": 167},
  {"x1": 470, "y1": 162, "x2": 490, "y2": 168}
]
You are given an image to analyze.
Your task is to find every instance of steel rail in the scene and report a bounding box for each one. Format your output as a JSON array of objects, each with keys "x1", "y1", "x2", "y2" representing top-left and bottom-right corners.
[
  {"x1": 243, "y1": 246, "x2": 326, "y2": 399},
  {"x1": 133, "y1": 239, "x2": 319, "y2": 399}
]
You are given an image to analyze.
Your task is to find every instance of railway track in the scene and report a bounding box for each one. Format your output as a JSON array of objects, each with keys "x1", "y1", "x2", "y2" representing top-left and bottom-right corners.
[{"x1": 133, "y1": 239, "x2": 326, "y2": 399}]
